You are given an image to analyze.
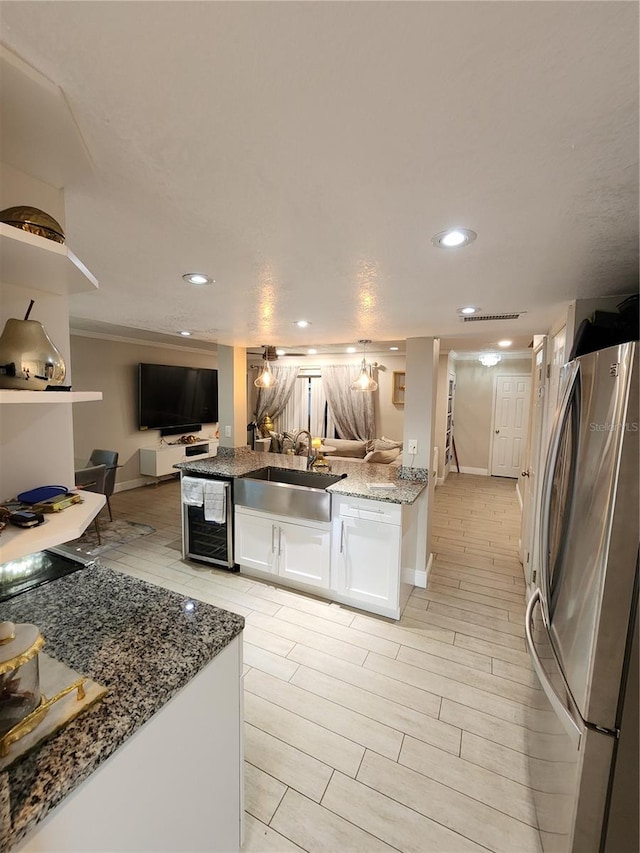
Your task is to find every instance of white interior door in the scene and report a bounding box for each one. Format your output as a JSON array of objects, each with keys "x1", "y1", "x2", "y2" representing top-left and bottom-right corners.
[
  {"x1": 491, "y1": 374, "x2": 531, "y2": 478},
  {"x1": 520, "y1": 338, "x2": 549, "y2": 586}
]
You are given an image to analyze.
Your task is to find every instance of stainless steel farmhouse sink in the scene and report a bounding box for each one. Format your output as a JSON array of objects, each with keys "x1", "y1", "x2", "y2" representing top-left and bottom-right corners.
[{"x1": 235, "y1": 466, "x2": 345, "y2": 522}]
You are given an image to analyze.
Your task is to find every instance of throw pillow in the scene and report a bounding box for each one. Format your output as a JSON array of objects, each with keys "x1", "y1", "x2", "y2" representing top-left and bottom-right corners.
[
  {"x1": 364, "y1": 448, "x2": 401, "y2": 464},
  {"x1": 268, "y1": 430, "x2": 303, "y2": 453},
  {"x1": 373, "y1": 436, "x2": 403, "y2": 451},
  {"x1": 268, "y1": 430, "x2": 284, "y2": 453},
  {"x1": 282, "y1": 430, "x2": 299, "y2": 453},
  {"x1": 323, "y1": 439, "x2": 369, "y2": 458}
]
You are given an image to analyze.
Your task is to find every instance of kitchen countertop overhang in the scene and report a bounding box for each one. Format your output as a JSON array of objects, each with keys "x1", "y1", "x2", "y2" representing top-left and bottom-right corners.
[{"x1": 0, "y1": 564, "x2": 244, "y2": 851}]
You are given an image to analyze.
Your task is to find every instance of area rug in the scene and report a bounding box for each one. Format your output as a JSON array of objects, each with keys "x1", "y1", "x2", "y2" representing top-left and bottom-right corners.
[{"x1": 65, "y1": 519, "x2": 156, "y2": 557}]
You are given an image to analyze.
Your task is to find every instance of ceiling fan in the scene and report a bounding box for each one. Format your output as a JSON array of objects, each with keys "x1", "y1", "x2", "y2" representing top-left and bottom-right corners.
[{"x1": 248, "y1": 345, "x2": 309, "y2": 360}]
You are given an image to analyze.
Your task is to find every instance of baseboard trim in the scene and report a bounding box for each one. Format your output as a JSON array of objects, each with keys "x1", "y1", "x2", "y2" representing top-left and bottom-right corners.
[
  {"x1": 115, "y1": 478, "x2": 153, "y2": 493},
  {"x1": 402, "y1": 556, "x2": 431, "y2": 590},
  {"x1": 402, "y1": 568, "x2": 427, "y2": 588},
  {"x1": 436, "y1": 477, "x2": 445, "y2": 486},
  {"x1": 458, "y1": 466, "x2": 489, "y2": 476},
  {"x1": 115, "y1": 473, "x2": 181, "y2": 493}
]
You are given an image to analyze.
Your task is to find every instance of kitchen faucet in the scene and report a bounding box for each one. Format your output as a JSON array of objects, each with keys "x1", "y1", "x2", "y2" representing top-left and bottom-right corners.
[{"x1": 297, "y1": 430, "x2": 315, "y2": 469}]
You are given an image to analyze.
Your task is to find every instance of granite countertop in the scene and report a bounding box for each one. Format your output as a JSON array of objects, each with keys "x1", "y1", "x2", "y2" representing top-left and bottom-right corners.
[
  {"x1": 0, "y1": 564, "x2": 244, "y2": 852},
  {"x1": 177, "y1": 447, "x2": 428, "y2": 505}
]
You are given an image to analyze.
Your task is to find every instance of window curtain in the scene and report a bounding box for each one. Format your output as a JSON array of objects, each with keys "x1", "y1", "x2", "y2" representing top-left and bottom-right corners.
[
  {"x1": 310, "y1": 376, "x2": 335, "y2": 438},
  {"x1": 278, "y1": 376, "x2": 309, "y2": 433},
  {"x1": 276, "y1": 375, "x2": 336, "y2": 438},
  {"x1": 321, "y1": 365, "x2": 376, "y2": 441},
  {"x1": 253, "y1": 365, "x2": 300, "y2": 425}
]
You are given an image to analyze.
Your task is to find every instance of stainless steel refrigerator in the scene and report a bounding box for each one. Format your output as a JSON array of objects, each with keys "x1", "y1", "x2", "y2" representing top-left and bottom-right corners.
[{"x1": 526, "y1": 341, "x2": 638, "y2": 853}]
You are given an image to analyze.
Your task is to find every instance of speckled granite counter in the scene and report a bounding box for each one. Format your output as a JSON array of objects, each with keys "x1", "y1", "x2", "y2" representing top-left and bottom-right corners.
[
  {"x1": 0, "y1": 564, "x2": 244, "y2": 852},
  {"x1": 177, "y1": 447, "x2": 427, "y2": 505}
]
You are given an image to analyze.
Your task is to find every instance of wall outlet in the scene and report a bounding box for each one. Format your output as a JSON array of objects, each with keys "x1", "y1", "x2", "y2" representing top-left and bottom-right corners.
[
  {"x1": 224, "y1": 425, "x2": 232, "y2": 437},
  {"x1": 408, "y1": 439, "x2": 418, "y2": 455}
]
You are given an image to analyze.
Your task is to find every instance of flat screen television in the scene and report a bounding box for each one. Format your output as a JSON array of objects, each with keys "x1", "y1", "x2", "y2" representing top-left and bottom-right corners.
[{"x1": 138, "y1": 363, "x2": 218, "y2": 435}]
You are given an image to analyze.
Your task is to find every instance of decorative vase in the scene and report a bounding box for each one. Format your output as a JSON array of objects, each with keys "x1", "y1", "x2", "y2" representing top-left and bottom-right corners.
[
  {"x1": 0, "y1": 206, "x2": 65, "y2": 243},
  {"x1": 0, "y1": 318, "x2": 66, "y2": 390},
  {"x1": 259, "y1": 413, "x2": 274, "y2": 437}
]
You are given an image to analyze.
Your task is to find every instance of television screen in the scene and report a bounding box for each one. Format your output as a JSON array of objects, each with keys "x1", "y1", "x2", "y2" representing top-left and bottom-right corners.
[{"x1": 138, "y1": 363, "x2": 218, "y2": 432}]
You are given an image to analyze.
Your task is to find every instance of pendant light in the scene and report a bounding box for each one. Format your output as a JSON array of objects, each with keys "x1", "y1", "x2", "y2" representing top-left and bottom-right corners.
[
  {"x1": 254, "y1": 346, "x2": 278, "y2": 388},
  {"x1": 478, "y1": 352, "x2": 501, "y2": 367},
  {"x1": 350, "y1": 339, "x2": 378, "y2": 392}
]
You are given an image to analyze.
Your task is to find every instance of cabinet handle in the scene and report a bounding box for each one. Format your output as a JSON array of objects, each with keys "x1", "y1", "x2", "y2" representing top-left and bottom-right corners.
[
  {"x1": 340, "y1": 520, "x2": 345, "y2": 553},
  {"x1": 278, "y1": 527, "x2": 282, "y2": 557},
  {"x1": 271, "y1": 524, "x2": 276, "y2": 553}
]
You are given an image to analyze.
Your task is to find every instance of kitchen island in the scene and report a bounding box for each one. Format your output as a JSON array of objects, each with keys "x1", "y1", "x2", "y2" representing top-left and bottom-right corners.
[
  {"x1": 177, "y1": 447, "x2": 429, "y2": 619},
  {"x1": 0, "y1": 564, "x2": 244, "y2": 852},
  {"x1": 177, "y1": 445, "x2": 428, "y2": 504}
]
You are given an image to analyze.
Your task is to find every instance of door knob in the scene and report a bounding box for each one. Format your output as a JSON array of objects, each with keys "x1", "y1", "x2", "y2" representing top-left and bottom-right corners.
[
  {"x1": 495, "y1": 429, "x2": 500, "y2": 434},
  {"x1": 522, "y1": 470, "x2": 530, "y2": 477}
]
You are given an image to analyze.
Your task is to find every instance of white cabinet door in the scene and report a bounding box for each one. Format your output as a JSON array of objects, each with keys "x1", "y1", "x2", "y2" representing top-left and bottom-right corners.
[
  {"x1": 234, "y1": 509, "x2": 278, "y2": 574},
  {"x1": 333, "y1": 516, "x2": 401, "y2": 613},
  {"x1": 140, "y1": 442, "x2": 214, "y2": 477},
  {"x1": 278, "y1": 520, "x2": 331, "y2": 588}
]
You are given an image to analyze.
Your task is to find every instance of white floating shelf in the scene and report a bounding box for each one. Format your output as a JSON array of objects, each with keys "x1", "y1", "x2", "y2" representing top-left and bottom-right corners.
[
  {"x1": 0, "y1": 224, "x2": 99, "y2": 295},
  {"x1": 0, "y1": 390, "x2": 103, "y2": 404},
  {"x1": 0, "y1": 492, "x2": 105, "y2": 564}
]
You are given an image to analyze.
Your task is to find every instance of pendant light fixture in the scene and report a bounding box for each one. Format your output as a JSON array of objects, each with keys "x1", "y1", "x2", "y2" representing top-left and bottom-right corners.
[
  {"x1": 478, "y1": 352, "x2": 501, "y2": 367},
  {"x1": 350, "y1": 339, "x2": 378, "y2": 392},
  {"x1": 254, "y1": 346, "x2": 278, "y2": 388}
]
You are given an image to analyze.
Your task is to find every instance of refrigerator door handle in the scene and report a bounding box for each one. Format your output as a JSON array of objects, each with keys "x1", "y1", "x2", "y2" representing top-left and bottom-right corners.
[
  {"x1": 525, "y1": 589, "x2": 583, "y2": 745},
  {"x1": 538, "y1": 360, "x2": 579, "y2": 615}
]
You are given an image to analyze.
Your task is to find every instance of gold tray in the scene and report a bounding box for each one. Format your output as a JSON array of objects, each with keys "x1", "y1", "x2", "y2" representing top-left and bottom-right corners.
[{"x1": 0, "y1": 654, "x2": 107, "y2": 767}]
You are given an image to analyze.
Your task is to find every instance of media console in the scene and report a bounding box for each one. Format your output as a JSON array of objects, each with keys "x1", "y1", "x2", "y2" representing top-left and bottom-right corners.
[{"x1": 139, "y1": 440, "x2": 218, "y2": 479}]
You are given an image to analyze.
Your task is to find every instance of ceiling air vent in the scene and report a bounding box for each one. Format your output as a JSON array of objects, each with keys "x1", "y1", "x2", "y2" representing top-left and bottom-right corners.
[{"x1": 462, "y1": 313, "x2": 522, "y2": 322}]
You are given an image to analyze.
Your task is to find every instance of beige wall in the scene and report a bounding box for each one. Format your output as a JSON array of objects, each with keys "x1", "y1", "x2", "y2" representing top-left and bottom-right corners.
[
  {"x1": 70, "y1": 335, "x2": 218, "y2": 489},
  {"x1": 453, "y1": 357, "x2": 531, "y2": 473}
]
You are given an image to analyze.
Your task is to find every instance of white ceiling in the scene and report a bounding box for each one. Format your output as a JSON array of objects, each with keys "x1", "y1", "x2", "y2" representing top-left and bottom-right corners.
[{"x1": 1, "y1": 1, "x2": 637, "y2": 357}]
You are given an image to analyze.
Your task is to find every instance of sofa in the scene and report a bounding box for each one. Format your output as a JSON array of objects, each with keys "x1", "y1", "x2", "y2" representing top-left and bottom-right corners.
[
  {"x1": 321, "y1": 438, "x2": 403, "y2": 466},
  {"x1": 267, "y1": 432, "x2": 403, "y2": 466}
]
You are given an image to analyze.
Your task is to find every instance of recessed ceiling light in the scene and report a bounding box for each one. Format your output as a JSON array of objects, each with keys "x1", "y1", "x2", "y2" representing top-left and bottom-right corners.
[
  {"x1": 432, "y1": 228, "x2": 477, "y2": 249},
  {"x1": 389, "y1": 346, "x2": 399, "y2": 351},
  {"x1": 307, "y1": 348, "x2": 317, "y2": 355},
  {"x1": 294, "y1": 320, "x2": 310, "y2": 328},
  {"x1": 346, "y1": 346, "x2": 357, "y2": 354},
  {"x1": 178, "y1": 330, "x2": 192, "y2": 336},
  {"x1": 276, "y1": 349, "x2": 286, "y2": 356},
  {"x1": 459, "y1": 306, "x2": 479, "y2": 315},
  {"x1": 182, "y1": 273, "x2": 214, "y2": 285},
  {"x1": 498, "y1": 340, "x2": 512, "y2": 348}
]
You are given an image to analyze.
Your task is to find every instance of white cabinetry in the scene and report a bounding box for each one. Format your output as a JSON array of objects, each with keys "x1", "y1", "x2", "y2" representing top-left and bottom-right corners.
[
  {"x1": 234, "y1": 509, "x2": 277, "y2": 574},
  {"x1": 16, "y1": 635, "x2": 243, "y2": 853},
  {"x1": 279, "y1": 519, "x2": 331, "y2": 588},
  {"x1": 235, "y1": 506, "x2": 330, "y2": 589},
  {"x1": 139, "y1": 440, "x2": 217, "y2": 479},
  {"x1": 331, "y1": 495, "x2": 403, "y2": 619}
]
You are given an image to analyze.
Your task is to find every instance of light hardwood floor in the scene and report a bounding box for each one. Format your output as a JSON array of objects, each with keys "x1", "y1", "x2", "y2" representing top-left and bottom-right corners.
[{"x1": 99, "y1": 472, "x2": 542, "y2": 853}]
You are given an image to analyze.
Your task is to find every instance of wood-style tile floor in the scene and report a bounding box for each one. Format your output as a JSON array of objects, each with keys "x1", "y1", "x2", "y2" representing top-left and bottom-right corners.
[{"x1": 102, "y1": 472, "x2": 542, "y2": 853}]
